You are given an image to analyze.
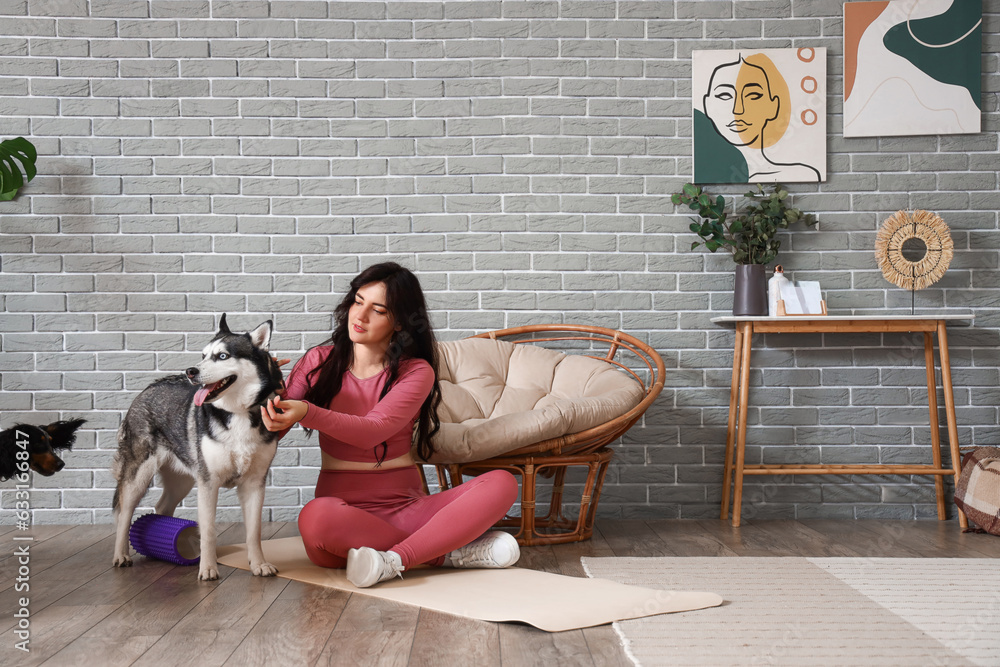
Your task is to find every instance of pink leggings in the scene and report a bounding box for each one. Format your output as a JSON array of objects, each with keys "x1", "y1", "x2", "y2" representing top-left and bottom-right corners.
[{"x1": 297, "y1": 466, "x2": 519, "y2": 569}]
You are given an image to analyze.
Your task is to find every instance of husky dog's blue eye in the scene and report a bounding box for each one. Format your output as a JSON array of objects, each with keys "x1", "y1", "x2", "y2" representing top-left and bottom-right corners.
[{"x1": 218, "y1": 352, "x2": 229, "y2": 360}]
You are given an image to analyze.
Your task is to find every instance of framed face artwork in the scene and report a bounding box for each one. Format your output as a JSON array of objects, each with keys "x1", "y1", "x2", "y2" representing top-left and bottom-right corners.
[
  {"x1": 844, "y1": 0, "x2": 982, "y2": 137},
  {"x1": 692, "y1": 48, "x2": 827, "y2": 185}
]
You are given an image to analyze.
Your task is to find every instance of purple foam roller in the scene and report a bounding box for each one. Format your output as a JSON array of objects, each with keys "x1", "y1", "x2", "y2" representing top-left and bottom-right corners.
[{"x1": 129, "y1": 513, "x2": 200, "y2": 566}]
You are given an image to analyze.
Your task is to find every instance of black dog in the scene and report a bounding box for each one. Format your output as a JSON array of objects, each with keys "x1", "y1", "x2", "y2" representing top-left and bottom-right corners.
[{"x1": 0, "y1": 419, "x2": 86, "y2": 482}]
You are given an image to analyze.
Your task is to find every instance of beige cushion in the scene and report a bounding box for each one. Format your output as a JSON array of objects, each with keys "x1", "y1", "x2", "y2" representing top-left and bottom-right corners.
[{"x1": 424, "y1": 337, "x2": 645, "y2": 463}]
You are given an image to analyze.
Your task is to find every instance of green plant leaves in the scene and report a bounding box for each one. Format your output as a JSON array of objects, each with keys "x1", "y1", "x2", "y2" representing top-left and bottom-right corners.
[
  {"x1": 0, "y1": 137, "x2": 37, "y2": 201},
  {"x1": 672, "y1": 181, "x2": 818, "y2": 265}
]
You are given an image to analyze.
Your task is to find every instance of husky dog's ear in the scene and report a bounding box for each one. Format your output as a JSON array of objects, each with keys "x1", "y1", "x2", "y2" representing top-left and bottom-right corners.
[
  {"x1": 249, "y1": 320, "x2": 273, "y2": 351},
  {"x1": 218, "y1": 313, "x2": 232, "y2": 335}
]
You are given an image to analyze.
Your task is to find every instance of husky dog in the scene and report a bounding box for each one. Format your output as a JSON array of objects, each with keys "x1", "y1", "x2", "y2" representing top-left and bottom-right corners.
[{"x1": 112, "y1": 314, "x2": 284, "y2": 581}]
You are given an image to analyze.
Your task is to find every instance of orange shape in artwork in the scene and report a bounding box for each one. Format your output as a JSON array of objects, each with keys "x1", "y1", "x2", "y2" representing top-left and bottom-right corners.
[{"x1": 845, "y1": 1, "x2": 890, "y2": 102}]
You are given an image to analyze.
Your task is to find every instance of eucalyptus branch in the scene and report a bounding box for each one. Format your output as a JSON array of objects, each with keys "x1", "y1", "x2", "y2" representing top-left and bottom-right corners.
[{"x1": 671, "y1": 182, "x2": 817, "y2": 266}]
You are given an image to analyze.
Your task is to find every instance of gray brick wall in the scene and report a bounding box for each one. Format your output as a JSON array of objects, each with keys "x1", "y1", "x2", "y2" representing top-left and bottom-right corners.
[{"x1": 1, "y1": 0, "x2": 998, "y2": 525}]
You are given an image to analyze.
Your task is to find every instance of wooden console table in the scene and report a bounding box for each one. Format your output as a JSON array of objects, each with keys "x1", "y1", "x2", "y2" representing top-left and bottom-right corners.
[{"x1": 712, "y1": 314, "x2": 973, "y2": 528}]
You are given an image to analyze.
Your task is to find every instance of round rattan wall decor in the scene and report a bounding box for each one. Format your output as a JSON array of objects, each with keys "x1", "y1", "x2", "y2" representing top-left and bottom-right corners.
[{"x1": 875, "y1": 209, "x2": 953, "y2": 291}]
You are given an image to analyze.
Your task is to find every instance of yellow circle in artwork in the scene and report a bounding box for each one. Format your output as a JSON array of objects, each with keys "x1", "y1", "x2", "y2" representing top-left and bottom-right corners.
[{"x1": 875, "y1": 210, "x2": 953, "y2": 291}]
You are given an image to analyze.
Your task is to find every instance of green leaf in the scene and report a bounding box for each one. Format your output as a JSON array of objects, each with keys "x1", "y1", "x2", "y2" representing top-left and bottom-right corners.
[
  {"x1": 674, "y1": 182, "x2": 815, "y2": 265},
  {"x1": 0, "y1": 137, "x2": 37, "y2": 200}
]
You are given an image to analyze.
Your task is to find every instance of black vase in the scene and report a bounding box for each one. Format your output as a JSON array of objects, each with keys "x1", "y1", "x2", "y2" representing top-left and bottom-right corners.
[{"x1": 733, "y1": 264, "x2": 767, "y2": 316}]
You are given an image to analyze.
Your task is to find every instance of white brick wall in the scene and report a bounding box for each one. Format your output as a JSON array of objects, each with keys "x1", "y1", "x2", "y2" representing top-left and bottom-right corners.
[{"x1": 1, "y1": 0, "x2": 998, "y2": 524}]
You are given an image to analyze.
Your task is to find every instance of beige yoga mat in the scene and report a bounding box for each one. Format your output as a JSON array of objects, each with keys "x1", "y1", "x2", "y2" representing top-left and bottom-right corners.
[{"x1": 217, "y1": 537, "x2": 723, "y2": 633}]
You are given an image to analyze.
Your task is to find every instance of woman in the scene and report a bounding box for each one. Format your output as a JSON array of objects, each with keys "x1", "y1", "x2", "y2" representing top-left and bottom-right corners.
[{"x1": 262, "y1": 262, "x2": 520, "y2": 588}]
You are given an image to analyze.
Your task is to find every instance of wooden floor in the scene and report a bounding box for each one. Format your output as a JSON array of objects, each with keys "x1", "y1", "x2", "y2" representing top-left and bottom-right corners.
[{"x1": 2, "y1": 518, "x2": 999, "y2": 666}]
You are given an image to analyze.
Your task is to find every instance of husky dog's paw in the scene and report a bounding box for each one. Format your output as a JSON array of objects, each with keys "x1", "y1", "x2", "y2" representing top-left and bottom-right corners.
[
  {"x1": 198, "y1": 565, "x2": 220, "y2": 581},
  {"x1": 113, "y1": 553, "x2": 133, "y2": 568},
  {"x1": 251, "y1": 561, "x2": 278, "y2": 577}
]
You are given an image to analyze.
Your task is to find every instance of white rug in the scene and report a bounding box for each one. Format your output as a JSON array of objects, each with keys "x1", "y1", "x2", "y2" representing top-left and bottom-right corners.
[{"x1": 582, "y1": 557, "x2": 1000, "y2": 666}]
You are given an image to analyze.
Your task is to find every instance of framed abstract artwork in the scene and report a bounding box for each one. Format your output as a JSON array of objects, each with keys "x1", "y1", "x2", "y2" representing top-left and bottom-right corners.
[
  {"x1": 844, "y1": 0, "x2": 982, "y2": 137},
  {"x1": 692, "y1": 48, "x2": 827, "y2": 185}
]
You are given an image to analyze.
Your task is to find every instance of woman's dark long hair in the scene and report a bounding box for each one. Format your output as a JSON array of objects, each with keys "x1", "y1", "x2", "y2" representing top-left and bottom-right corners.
[{"x1": 302, "y1": 262, "x2": 442, "y2": 462}]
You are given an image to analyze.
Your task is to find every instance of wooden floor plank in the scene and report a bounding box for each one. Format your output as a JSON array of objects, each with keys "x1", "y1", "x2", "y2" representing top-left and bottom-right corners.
[
  {"x1": 515, "y1": 543, "x2": 561, "y2": 574},
  {"x1": 127, "y1": 521, "x2": 289, "y2": 667},
  {"x1": 40, "y1": 522, "x2": 284, "y2": 666},
  {"x1": 0, "y1": 524, "x2": 73, "y2": 548},
  {"x1": 646, "y1": 519, "x2": 739, "y2": 557},
  {"x1": 408, "y1": 610, "x2": 501, "y2": 667},
  {"x1": 16, "y1": 560, "x2": 179, "y2": 666},
  {"x1": 692, "y1": 518, "x2": 749, "y2": 555},
  {"x1": 749, "y1": 519, "x2": 867, "y2": 557},
  {"x1": 44, "y1": 554, "x2": 245, "y2": 666},
  {"x1": 319, "y1": 595, "x2": 419, "y2": 666},
  {"x1": 801, "y1": 519, "x2": 925, "y2": 557},
  {"x1": 332, "y1": 593, "x2": 421, "y2": 633},
  {"x1": 12, "y1": 603, "x2": 122, "y2": 667},
  {"x1": 958, "y1": 530, "x2": 1000, "y2": 557},
  {"x1": 551, "y1": 525, "x2": 616, "y2": 578},
  {"x1": 891, "y1": 519, "x2": 1000, "y2": 557},
  {"x1": 268, "y1": 521, "x2": 301, "y2": 540},
  {"x1": 582, "y1": 626, "x2": 633, "y2": 667},
  {"x1": 0, "y1": 525, "x2": 112, "y2": 589},
  {"x1": 0, "y1": 532, "x2": 119, "y2": 635},
  {"x1": 498, "y1": 624, "x2": 594, "y2": 667},
  {"x1": 693, "y1": 519, "x2": 813, "y2": 557},
  {"x1": 316, "y1": 630, "x2": 414, "y2": 667},
  {"x1": 131, "y1": 571, "x2": 290, "y2": 667},
  {"x1": 223, "y1": 580, "x2": 349, "y2": 667},
  {"x1": 596, "y1": 519, "x2": 676, "y2": 557}
]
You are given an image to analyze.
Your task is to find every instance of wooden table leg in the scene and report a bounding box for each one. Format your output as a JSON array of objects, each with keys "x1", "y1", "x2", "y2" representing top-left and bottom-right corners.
[
  {"x1": 732, "y1": 322, "x2": 753, "y2": 527},
  {"x1": 721, "y1": 324, "x2": 744, "y2": 520},
  {"x1": 937, "y1": 321, "x2": 968, "y2": 529},
  {"x1": 924, "y1": 332, "x2": 947, "y2": 520}
]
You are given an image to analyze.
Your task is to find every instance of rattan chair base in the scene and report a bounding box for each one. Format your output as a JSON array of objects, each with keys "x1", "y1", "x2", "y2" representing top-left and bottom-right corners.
[{"x1": 434, "y1": 448, "x2": 614, "y2": 546}]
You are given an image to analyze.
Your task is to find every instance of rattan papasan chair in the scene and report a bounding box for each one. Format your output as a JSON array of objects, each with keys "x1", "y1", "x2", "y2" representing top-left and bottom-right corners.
[{"x1": 418, "y1": 325, "x2": 665, "y2": 546}]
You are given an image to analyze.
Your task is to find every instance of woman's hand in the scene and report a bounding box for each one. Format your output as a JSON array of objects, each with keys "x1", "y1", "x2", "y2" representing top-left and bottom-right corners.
[{"x1": 261, "y1": 397, "x2": 308, "y2": 432}]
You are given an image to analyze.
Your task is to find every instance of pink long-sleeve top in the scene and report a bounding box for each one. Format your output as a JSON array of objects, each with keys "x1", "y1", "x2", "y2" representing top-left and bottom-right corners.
[{"x1": 283, "y1": 345, "x2": 435, "y2": 463}]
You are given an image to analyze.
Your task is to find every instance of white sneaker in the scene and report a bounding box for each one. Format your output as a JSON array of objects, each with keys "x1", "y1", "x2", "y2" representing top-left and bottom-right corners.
[
  {"x1": 346, "y1": 547, "x2": 404, "y2": 588},
  {"x1": 444, "y1": 531, "x2": 520, "y2": 569}
]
